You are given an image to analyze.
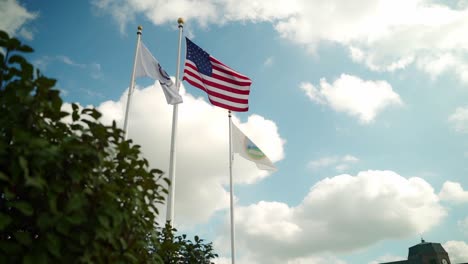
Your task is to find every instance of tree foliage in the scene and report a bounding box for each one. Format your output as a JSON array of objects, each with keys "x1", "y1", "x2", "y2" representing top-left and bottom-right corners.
[
  {"x1": 0, "y1": 30, "x2": 217, "y2": 263},
  {"x1": 157, "y1": 223, "x2": 218, "y2": 264}
]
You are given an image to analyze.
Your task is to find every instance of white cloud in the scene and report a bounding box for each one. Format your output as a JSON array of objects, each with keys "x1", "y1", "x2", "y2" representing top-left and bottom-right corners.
[
  {"x1": 287, "y1": 255, "x2": 347, "y2": 264},
  {"x1": 368, "y1": 255, "x2": 405, "y2": 264},
  {"x1": 80, "y1": 82, "x2": 285, "y2": 226},
  {"x1": 213, "y1": 257, "x2": 231, "y2": 264},
  {"x1": 342, "y1": 155, "x2": 359, "y2": 162},
  {"x1": 457, "y1": 216, "x2": 468, "y2": 234},
  {"x1": 215, "y1": 254, "x2": 347, "y2": 264},
  {"x1": 92, "y1": 0, "x2": 299, "y2": 33},
  {"x1": 449, "y1": 106, "x2": 468, "y2": 133},
  {"x1": 79, "y1": 88, "x2": 105, "y2": 99},
  {"x1": 274, "y1": 0, "x2": 468, "y2": 82},
  {"x1": 308, "y1": 155, "x2": 359, "y2": 172},
  {"x1": 90, "y1": 63, "x2": 103, "y2": 79},
  {"x1": 439, "y1": 181, "x2": 468, "y2": 203},
  {"x1": 0, "y1": 0, "x2": 38, "y2": 39},
  {"x1": 93, "y1": 0, "x2": 468, "y2": 83},
  {"x1": 263, "y1": 56, "x2": 274, "y2": 67},
  {"x1": 443, "y1": 241, "x2": 468, "y2": 263},
  {"x1": 334, "y1": 164, "x2": 350, "y2": 172},
  {"x1": 301, "y1": 74, "x2": 403, "y2": 123},
  {"x1": 33, "y1": 55, "x2": 103, "y2": 80},
  {"x1": 216, "y1": 170, "x2": 446, "y2": 264},
  {"x1": 57, "y1": 55, "x2": 86, "y2": 68},
  {"x1": 308, "y1": 157, "x2": 338, "y2": 169}
]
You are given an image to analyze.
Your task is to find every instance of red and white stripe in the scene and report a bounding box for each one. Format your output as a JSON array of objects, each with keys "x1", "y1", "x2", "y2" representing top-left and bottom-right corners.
[{"x1": 183, "y1": 56, "x2": 252, "y2": 112}]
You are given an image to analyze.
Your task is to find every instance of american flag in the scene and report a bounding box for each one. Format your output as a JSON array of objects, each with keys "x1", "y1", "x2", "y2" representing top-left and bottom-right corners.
[{"x1": 183, "y1": 38, "x2": 252, "y2": 112}]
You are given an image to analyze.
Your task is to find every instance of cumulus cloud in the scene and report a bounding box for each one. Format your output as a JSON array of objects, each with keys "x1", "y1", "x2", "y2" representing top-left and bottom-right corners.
[
  {"x1": 215, "y1": 248, "x2": 348, "y2": 264},
  {"x1": 91, "y1": 0, "x2": 299, "y2": 33},
  {"x1": 449, "y1": 106, "x2": 468, "y2": 133},
  {"x1": 274, "y1": 0, "x2": 468, "y2": 82},
  {"x1": 93, "y1": 0, "x2": 468, "y2": 83},
  {"x1": 301, "y1": 74, "x2": 403, "y2": 123},
  {"x1": 457, "y1": 216, "x2": 468, "y2": 234},
  {"x1": 67, "y1": 82, "x2": 285, "y2": 226},
  {"x1": 443, "y1": 241, "x2": 468, "y2": 263},
  {"x1": 308, "y1": 154, "x2": 359, "y2": 172},
  {"x1": 287, "y1": 255, "x2": 347, "y2": 264},
  {"x1": 439, "y1": 181, "x2": 468, "y2": 203},
  {"x1": 216, "y1": 254, "x2": 347, "y2": 264},
  {"x1": 216, "y1": 170, "x2": 446, "y2": 264},
  {"x1": 0, "y1": 0, "x2": 38, "y2": 39},
  {"x1": 368, "y1": 255, "x2": 405, "y2": 264}
]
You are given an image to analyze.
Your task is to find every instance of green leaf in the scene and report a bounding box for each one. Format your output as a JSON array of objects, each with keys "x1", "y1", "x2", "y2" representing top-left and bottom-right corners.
[
  {"x1": 14, "y1": 231, "x2": 32, "y2": 246},
  {"x1": 23, "y1": 255, "x2": 35, "y2": 264},
  {"x1": 0, "y1": 213, "x2": 12, "y2": 230},
  {"x1": 65, "y1": 194, "x2": 85, "y2": 213},
  {"x1": 123, "y1": 252, "x2": 138, "y2": 263},
  {"x1": 0, "y1": 172, "x2": 9, "y2": 182},
  {"x1": 11, "y1": 201, "x2": 33, "y2": 216},
  {"x1": 119, "y1": 238, "x2": 127, "y2": 250},
  {"x1": 3, "y1": 188, "x2": 15, "y2": 200},
  {"x1": 25, "y1": 174, "x2": 46, "y2": 190},
  {"x1": 46, "y1": 234, "x2": 61, "y2": 257},
  {"x1": 23, "y1": 253, "x2": 47, "y2": 264},
  {"x1": 56, "y1": 220, "x2": 70, "y2": 235},
  {"x1": 37, "y1": 213, "x2": 51, "y2": 229},
  {"x1": 89, "y1": 108, "x2": 102, "y2": 120},
  {"x1": 98, "y1": 215, "x2": 110, "y2": 229},
  {"x1": 18, "y1": 44, "x2": 33, "y2": 53},
  {"x1": 48, "y1": 194, "x2": 58, "y2": 214},
  {"x1": 79, "y1": 232, "x2": 89, "y2": 245},
  {"x1": 8, "y1": 54, "x2": 27, "y2": 65},
  {"x1": 65, "y1": 212, "x2": 86, "y2": 225},
  {"x1": 0, "y1": 30, "x2": 9, "y2": 42},
  {"x1": 71, "y1": 103, "x2": 80, "y2": 122},
  {"x1": 6, "y1": 37, "x2": 21, "y2": 51},
  {"x1": 0, "y1": 241, "x2": 22, "y2": 255},
  {"x1": 18, "y1": 156, "x2": 29, "y2": 178}
]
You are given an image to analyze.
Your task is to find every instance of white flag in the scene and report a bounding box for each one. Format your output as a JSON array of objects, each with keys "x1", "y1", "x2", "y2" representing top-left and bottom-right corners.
[
  {"x1": 135, "y1": 42, "x2": 183, "y2": 105},
  {"x1": 232, "y1": 122, "x2": 276, "y2": 171}
]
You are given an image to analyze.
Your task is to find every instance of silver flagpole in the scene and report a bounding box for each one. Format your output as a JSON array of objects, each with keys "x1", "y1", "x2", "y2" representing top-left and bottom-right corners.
[
  {"x1": 228, "y1": 110, "x2": 236, "y2": 264},
  {"x1": 123, "y1": 26, "x2": 142, "y2": 140},
  {"x1": 166, "y1": 18, "x2": 184, "y2": 224}
]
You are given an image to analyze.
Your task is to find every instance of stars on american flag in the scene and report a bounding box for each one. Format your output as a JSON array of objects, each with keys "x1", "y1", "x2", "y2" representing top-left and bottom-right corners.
[{"x1": 186, "y1": 38, "x2": 213, "y2": 76}]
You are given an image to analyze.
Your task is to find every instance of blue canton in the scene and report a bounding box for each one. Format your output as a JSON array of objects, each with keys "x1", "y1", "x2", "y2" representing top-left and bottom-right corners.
[{"x1": 186, "y1": 38, "x2": 213, "y2": 76}]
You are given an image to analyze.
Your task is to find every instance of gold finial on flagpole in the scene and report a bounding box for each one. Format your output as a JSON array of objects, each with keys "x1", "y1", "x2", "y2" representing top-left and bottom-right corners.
[
  {"x1": 137, "y1": 25, "x2": 143, "y2": 35},
  {"x1": 177, "y1": 18, "x2": 184, "y2": 27}
]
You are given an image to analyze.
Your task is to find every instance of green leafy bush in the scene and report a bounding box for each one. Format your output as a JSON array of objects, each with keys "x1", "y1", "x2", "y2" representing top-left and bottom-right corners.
[{"x1": 0, "y1": 30, "x2": 217, "y2": 264}]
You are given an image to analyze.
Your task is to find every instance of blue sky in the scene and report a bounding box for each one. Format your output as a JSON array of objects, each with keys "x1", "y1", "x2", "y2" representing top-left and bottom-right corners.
[{"x1": 2, "y1": 0, "x2": 468, "y2": 263}]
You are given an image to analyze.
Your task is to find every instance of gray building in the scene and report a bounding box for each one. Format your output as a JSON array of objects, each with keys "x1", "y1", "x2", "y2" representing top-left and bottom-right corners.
[{"x1": 380, "y1": 240, "x2": 467, "y2": 264}]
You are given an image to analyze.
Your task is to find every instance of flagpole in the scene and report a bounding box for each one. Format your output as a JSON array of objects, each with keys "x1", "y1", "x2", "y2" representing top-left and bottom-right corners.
[
  {"x1": 166, "y1": 18, "x2": 184, "y2": 224},
  {"x1": 228, "y1": 110, "x2": 236, "y2": 264},
  {"x1": 123, "y1": 26, "x2": 142, "y2": 140}
]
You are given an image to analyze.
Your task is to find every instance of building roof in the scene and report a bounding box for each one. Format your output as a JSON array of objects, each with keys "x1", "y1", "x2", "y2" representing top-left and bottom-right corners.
[
  {"x1": 380, "y1": 240, "x2": 451, "y2": 264},
  {"x1": 408, "y1": 241, "x2": 447, "y2": 257}
]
